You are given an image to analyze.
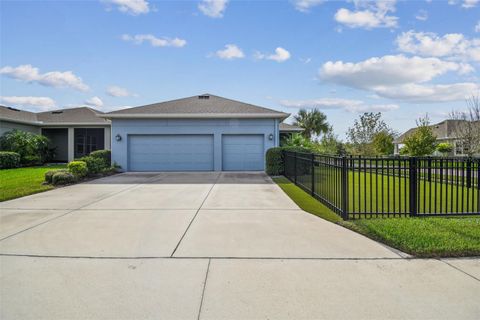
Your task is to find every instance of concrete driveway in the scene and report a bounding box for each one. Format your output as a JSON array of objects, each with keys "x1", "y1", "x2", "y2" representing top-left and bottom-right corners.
[{"x1": 1, "y1": 172, "x2": 479, "y2": 319}]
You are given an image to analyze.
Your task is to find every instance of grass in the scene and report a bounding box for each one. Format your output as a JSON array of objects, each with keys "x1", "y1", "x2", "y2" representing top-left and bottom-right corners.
[
  {"x1": 273, "y1": 175, "x2": 480, "y2": 257},
  {"x1": 0, "y1": 164, "x2": 67, "y2": 202}
]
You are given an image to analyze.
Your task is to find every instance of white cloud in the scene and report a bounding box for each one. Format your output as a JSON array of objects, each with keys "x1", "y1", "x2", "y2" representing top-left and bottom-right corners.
[
  {"x1": 279, "y1": 98, "x2": 399, "y2": 113},
  {"x1": 106, "y1": 85, "x2": 135, "y2": 97},
  {"x1": 292, "y1": 0, "x2": 324, "y2": 12},
  {"x1": 475, "y1": 21, "x2": 480, "y2": 33},
  {"x1": 85, "y1": 96, "x2": 104, "y2": 108},
  {"x1": 121, "y1": 34, "x2": 186, "y2": 48},
  {"x1": 0, "y1": 96, "x2": 56, "y2": 111},
  {"x1": 102, "y1": 0, "x2": 150, "y2": 15},
  {"x1": 396, "y1": 30, "x2": 480, "y2": 62},
  {"x1": 415, "y1": 9, "x2": 428, "y2": 21},
  {"x1": 215, "y1": 44, "x2": 245, "y2": 60},
  {"x1": 255, "y1": 47, "x2": 291, "y2": 62},
  {"x1": 462, "y1": 0, "x2": 479, "y2": 8},
  {"x1": 319, "y1": 55, "x2": 477, "y2": 103},
  {"x1": 198, "y1": 0, "x2": 228, "y2": 18},
  {"x1": 334, "y1": 0, "x2": 398, "y2": 29},
  {"x1": 0, "y1": 64, "x2": 89, "y2": 91}
]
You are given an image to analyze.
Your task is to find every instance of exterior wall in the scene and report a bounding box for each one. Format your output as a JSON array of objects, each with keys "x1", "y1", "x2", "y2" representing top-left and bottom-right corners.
[
  {"x1": 0, "y1": 120, "x2": 40, "y2": 135},
  {"x1": 111, "y1": 118, "x2": 279, "y2": 171}
]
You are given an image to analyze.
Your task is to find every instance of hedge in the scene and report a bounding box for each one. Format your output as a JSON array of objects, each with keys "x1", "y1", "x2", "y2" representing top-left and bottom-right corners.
[
  {"x1": 76, "y1": 156, "x2": 106, "y2": 174},
  {"x1": 45, "y1": 169, "x2": 68, "y2": 184},
  {"x1": 0, "y1": 151, "x2": 21, "y2": 169},
  {"x1": 68, "y1": 161, "x2": 88, "y2": 178},
  {"x1": 90, "y1": 149, "x2": 111, "y2": 166},
  {"x1": 265, "y1": 146, "x2": 310, "y2": 176},
  {"x1": 52, "y1": 171, "x2": 76, "y2": 185}
]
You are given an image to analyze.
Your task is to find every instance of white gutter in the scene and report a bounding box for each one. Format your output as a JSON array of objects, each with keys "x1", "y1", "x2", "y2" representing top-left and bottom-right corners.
[{"x1": 98, "y1": 113, "x2": 290, "y2": 120}]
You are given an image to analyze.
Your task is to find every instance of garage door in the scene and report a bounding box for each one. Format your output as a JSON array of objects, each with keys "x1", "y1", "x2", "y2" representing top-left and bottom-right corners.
[
  {"x1": 222, "y1": 134, "x2": 264, "y2": 171},
  {"x1": 128, "y1": 135, "x2": 214, "y2": 171}
]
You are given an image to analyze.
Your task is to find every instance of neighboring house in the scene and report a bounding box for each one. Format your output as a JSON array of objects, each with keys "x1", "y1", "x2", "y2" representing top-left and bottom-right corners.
[
  {"x1": 100, "y1": 94, "x2": 289, "y2": 171},
  {"x1": 279, "y1": 122, "x2": 304, "y2": 145},
  {"x1": 393, "y1": 119, "x2": 480, "y2": 156},
  {"x1": 0, "y1": 106, "x2": 111, "y2": 162}
]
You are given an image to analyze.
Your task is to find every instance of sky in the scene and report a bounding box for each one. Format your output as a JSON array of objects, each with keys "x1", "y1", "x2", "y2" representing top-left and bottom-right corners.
[{"x1": 1, "y1": 0, "x2": 479, "y2": 139}]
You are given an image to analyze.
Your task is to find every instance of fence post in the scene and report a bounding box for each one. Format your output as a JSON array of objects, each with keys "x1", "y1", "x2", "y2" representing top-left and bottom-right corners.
[
  {"x1": 427, "y1": 157, "x2": 432, "y2": 182},
  {"x1": 311, "y1": 153, "x2": 315, "y2": 196},
  {"x1": 341, "y1": 156, "x2": 349, "y2": 220},
  {"x1": 294, "y1": 152, "x2": 297, "y2": 185},
  {"x1": 466, "y1": 158, "x2": 472, "y2": 188},
  {"x1": 409, "y1": 157, "x2": 418, "y2": 216}
]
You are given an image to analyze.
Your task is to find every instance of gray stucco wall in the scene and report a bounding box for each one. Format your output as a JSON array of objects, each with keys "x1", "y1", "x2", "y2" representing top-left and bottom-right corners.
[
  {"x1": 0, "y1": 120, "x2": 40, "y2": 136},
  {"x1": 111, "y1": 118, "x2": 279, "y2": 171}
]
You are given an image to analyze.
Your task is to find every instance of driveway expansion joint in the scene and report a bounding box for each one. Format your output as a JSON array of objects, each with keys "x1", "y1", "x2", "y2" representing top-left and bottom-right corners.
[
  {"x1": 439, "y1": 259, "x2": 480, "y2": 282},
  {"x1": 197, "y1": 258, "x2": 211, "y2": 320}
]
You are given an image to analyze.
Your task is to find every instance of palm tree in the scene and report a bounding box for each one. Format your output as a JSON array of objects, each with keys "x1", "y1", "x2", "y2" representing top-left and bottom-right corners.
[{"x1": 293, "y1": 109, "x2": 329, "y2": 139}]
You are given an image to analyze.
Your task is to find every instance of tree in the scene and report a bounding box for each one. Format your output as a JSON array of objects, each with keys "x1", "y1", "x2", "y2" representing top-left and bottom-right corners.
[
  {"x1": 449, "y1": 94, "x2": 480, "y2": 156},
  {"x1": 314, "y1": 129, "x2": 346, "y2": 156},
  {"x1": 293, "y1": 109, "x2": 329, "y2": 139},
  {"x1": 283, "y1": 133, "x2": 315, "y2": 150},
  {"x1": 402, "y1": 115, "x2": 437, "y2": 156},
  {"x1": 436, "y1": 142, "x2": 453, "y2": 155},
  {"x1": 372, "y1": 131, "x2": 395, "y2": 155},
  {"x1": 346, "y1": 112, "x2": 394, "y2": 156},
  {"x1": 0, "y1": 129, "x2": 51, "y2": 165}
]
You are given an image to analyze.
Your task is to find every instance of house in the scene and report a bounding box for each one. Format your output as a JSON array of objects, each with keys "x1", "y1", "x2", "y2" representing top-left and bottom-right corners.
[
  {"x1": 100, "y1": 94, "x2": 289, "y2": 171},
  {"x1": 393, "y1": 119, "x2": 480, "y2": 156},
  {"x1": 1, "y1": 94, "x2": 293, "y2": 171},
  {"x1": 279, "y1": 122, "x2": 304, "y2": 145},
  {"x1": 0, "y1": 106, "x2": 111, "y2": 162}
]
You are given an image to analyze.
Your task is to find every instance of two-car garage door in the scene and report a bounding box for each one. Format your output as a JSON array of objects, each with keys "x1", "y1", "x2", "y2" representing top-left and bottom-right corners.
[{"x1": 128, "y1": 134, "x2": 264, "y2": 171}]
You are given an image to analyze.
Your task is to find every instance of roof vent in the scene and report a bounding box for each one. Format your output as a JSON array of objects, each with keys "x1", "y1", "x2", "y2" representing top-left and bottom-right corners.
[
  {"x1": 198, "y1": 95, "x2": 210, "y2": 100},
  {"x1": 7, "y1": 107, "x2": 20, "y2": 112},
  {"x1": 51, "y1": 111, "x2": 63, "y2": 114}
]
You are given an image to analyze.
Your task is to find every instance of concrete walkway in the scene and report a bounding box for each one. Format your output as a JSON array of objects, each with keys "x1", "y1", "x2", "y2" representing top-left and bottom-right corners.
[{"x1": 1, "y1": 172, "x2": 479, "y2": 319}]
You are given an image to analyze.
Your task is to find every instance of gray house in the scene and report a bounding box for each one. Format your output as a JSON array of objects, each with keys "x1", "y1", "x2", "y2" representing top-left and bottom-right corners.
[
  {"x1": 101, "y1": 94, "x2": 289, "y2": 171},
  {"x1": 0, "y1": 106, "x2": 111, "y2": 162}
]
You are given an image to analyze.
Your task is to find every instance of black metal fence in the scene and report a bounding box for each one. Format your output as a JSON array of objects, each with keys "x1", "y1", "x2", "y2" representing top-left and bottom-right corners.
[{"x1": 283, "y1": 151, "x2": 480, "y2": 219}]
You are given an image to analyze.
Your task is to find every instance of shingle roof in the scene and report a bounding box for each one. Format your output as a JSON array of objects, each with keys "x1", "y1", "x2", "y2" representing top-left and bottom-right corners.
[
  {"x1": 393, "y1": 119, "x2": 479, "y2": 143},
  {"x1": 103, "y1": 94, "x2": 289, "y2": 119},
  {"x1": 279, "y1": 122, "x2": 304, "y2": 132},
  {"x1": 0, "y1": 106, "x2": 110, "y2": 125}
]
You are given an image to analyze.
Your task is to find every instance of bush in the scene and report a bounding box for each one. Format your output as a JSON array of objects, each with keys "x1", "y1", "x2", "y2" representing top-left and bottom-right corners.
[
  {"x1": 45, "y1": 169, "x2": 68, "y2": 184},
  {"x1": 90, "y1": 149, "x2": 111, "y2": 166},
  {"x1": 77, "y1": 156, "x2": 106, "y2": 174},
  {"x1": 0, "y1": 129, "x2": 50, "y2": 164},
  {"x1": 68, "y1": 161, "x2": 88, "y2": 178},
  {"x1": 436, "y1": 142, "x2": 453, "y2": 155},
  {"x1": 52, "y1": 171, "x2": 76, "y2": 185},
  {"x1": 0, "y1": 151, "x2": 21, "y2": 169},
  {"x1": 265, "y1": 146, "x2": 311, "y2": 176}
]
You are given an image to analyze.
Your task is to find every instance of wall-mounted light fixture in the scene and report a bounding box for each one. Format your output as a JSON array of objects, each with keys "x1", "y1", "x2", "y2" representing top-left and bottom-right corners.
[
  {"x1": 115, "y1": 134, "x2": 122, "y2": 141},
  {"x1": 268, "y1": 133, "x2": 274, "y2": 141}
]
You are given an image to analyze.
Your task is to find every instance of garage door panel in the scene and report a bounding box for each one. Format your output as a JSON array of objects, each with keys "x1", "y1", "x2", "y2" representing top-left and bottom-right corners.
[
  {"x1": 129, "y1": 135, "x2": 214, "y2": 171},
  {"x1": 222, "y1": 135, "x2": 264, "y2": 171}
]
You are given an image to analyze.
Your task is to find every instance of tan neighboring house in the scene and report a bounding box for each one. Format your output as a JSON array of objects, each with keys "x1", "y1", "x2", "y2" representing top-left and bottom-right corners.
[
  {"x1": 393, "y1": 119, "x2": 480, "y2": 156},
  {"x1": 0, "y1": 106, "x2": 111, "y2": 162}
]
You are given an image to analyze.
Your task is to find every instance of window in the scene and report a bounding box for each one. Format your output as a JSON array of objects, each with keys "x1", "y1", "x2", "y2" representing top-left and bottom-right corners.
[{"x1": 74, "y1": 128, "x2": 105, "y2": 158}]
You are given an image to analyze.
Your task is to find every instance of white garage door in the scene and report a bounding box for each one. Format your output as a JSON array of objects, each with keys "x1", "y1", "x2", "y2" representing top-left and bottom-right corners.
[
  {"x1": 222, "y1": 134, "x2": 264, "y2": 171},
  {"x1": 128, "y1": 135, "x2": 214, "y2": 171}
]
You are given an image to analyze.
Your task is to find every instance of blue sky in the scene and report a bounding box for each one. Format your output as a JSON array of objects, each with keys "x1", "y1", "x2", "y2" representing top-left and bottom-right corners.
[{"x1": 1, "y1": 0, "x2": 479, "y2": 138}]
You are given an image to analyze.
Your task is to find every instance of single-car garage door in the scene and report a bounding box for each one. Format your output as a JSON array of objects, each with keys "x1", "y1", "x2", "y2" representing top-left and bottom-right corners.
[
  {"x1": 128, "y1": 135, "x2": 214, "y2": 171},
  {"x1": 222, "y1": 134, "x2": 264, "y2": 171}
]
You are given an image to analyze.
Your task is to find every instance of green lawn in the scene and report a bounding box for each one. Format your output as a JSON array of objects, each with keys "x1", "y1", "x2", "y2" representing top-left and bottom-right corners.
[
  {"x1": 273, "y1": 176, "x2": 480, "y2": 257},
  {"x1": 0, "y1": 164, "x2": 67, "y2": 202}
]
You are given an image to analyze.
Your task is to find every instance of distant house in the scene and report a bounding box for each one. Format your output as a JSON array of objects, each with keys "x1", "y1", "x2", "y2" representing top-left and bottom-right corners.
[
  {"x1": 279, "y1": 122, "x2": 304, "y2": 145},
  {"x1": 393, "y1": 119, "x2": 480, "y2": 156}
]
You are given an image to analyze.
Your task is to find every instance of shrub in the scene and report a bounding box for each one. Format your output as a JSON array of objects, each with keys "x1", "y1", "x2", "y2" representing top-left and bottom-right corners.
[
  {"x1": 0, "y1": 129, "x2": 50, "y2": 164},
  {"x1": 77, "y1": 156, "x2": 106, "y2": 174},
  {"x1": 90, "y1": 149, "x2": 111, "y2": 166},
  {"x1": 0, "y1": 151, "x2": 21, "y2": 169},
  {"x1": 266, "y1": 147, "x2": 284, "y2": 176},
  {"x1": 68, "y1": 161, "x2": 88, "y2": 178},
  {"x1": 436, "y1": 142, "x2": 453, "y2": 155},
  {"x1": 45, "y1": 169, "x2": 68, "y2": 184},
  {"x1": 52, "y1": 171, "x2": 76, "y2": 185}
]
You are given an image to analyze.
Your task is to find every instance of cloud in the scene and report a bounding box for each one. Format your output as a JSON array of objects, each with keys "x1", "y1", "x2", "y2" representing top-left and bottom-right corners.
[
  {"x1": 85, "y1": 96, "x2": 104, "y2": 108},
  {"x1": 319, "y1": 55, "x2": 477, "y2": 103},
  {"x1": 106, "y1": 85, "x2": 136, "y2": 97},
  {"x1": 102, "y1": 0, "x2": 150, "y2": 15},
  {"x1": 292, "y1": 0, "x2": 324, "y2": 12},
  {"x1": 198, "y1": 0, "x2": 228, "y2": 18},
  {"x1": 0, "y1": 96, "x2": 56, "y2": 111},
  {"x1": 334, "y1": 0, "x2": 398, "y2": 29},
  {"x1": 279, "y1": 98, "x2": 399, "y2": 113},
  {"x1": 255, "y1": 47, "x2": 291, "y2": 62},
  {"x1": 214, "y1": 44, "x2": 245, "y2": 60},
  {"x1": 0, "y1": 64, "x2": 89, "y2": 91},
  {"x1": 462, "y1": 0, "x2": 479, "y2": 8},
  {"x1": 396, "y1": 30, "x2": 480, "y2": 62},
  {"x1": 415, "y1": 9, "x2": 428, "y2": 21},
  {"x1": 121, "y1": 34, "x2": 186, "y2": 48},
  {"x1": 475, "y1": 21, "x2": 480, "y2": 33}
]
